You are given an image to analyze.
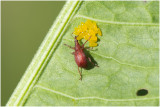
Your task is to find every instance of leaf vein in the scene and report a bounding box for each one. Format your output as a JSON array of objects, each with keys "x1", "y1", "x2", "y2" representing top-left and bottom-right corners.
[
  {"x1": 90, "y1": 51, "x2": 158, "y2": 69},
  {"x1": 74, "y1": 14, "x2": 159, "y2": 26},
  {"x1": 35, "y1": 85, "x2": 159, "y2": 102}
]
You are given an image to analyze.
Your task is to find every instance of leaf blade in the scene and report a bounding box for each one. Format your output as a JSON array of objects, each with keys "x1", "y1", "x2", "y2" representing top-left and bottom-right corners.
[{"x1": 7, "y1": 1, "x2": 159, "y2": 106}]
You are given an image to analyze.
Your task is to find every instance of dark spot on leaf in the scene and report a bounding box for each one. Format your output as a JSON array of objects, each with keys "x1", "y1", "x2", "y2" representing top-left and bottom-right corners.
[{"x1": 136, "y1": 89, "x2": 148, "y2": 96}]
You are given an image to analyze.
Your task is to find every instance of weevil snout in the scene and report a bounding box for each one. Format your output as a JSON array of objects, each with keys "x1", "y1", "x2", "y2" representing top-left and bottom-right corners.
[{"x1": 74, "y1": 36, "x2": 77, "y2": 41}]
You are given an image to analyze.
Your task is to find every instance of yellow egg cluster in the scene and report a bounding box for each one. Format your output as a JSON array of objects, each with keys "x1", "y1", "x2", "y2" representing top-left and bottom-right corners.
[{"x1": 73, "y1": 20, "x2": 102, "y2": 47}]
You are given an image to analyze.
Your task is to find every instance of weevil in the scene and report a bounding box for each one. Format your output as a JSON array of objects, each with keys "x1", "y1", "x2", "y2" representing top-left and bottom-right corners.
[{"x1": 64, "y1": 36, "x2": 98, "y2": 80}]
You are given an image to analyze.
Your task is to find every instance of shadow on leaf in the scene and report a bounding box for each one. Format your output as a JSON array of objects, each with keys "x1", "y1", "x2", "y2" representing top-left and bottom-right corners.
[{"x1": 83, "y1": 49, "x2": 99, "y2": 70}]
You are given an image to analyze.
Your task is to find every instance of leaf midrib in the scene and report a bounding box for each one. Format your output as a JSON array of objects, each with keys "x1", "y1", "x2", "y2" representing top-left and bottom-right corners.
[{"x1": 6, "y1": 1, "x2": 82, "y2": 106}]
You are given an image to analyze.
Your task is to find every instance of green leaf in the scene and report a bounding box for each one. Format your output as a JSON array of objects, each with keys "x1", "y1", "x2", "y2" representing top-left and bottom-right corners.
[{"x1": 7, "y1": 1, "x2": 159, "y2": 106}]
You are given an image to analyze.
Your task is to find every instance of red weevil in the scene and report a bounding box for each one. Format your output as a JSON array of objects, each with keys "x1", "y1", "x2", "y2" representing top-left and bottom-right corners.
[{"x1": 64, "y1": 36, "x2": 98, "y2": 80}]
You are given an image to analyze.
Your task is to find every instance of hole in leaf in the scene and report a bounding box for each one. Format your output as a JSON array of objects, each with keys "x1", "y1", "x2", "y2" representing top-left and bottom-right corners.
[{"x1": 136, "y1": 89, "x2": 148, "y2": 96}]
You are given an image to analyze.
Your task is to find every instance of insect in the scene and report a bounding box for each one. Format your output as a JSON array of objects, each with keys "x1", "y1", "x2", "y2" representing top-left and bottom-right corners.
[{"x1": 64, "y1": 36, "x2": 98, "y2": 80}]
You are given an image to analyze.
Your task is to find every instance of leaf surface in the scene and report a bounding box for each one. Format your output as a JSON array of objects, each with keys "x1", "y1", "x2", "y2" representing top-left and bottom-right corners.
[{"x1": 7, "y1": 1, "x2": 159, "y2": 106}]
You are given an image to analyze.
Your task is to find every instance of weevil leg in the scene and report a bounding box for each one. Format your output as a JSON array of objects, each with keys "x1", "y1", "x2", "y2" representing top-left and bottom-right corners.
[
  {"x1": 64, "y1": 44, "x2": 75, "y2": 49},
  {"x1": 71, "y1": 52, "x2": 75, "y2": 55},
  {"x1": 85, "y1": 47, "x2": 93, "y2": 50},
  {"x1": 78, "y1": 67, "x2": 82, "y2": 80},
  {"x1": 87, "y1": 57, "x2": 99, "y2": 67}
]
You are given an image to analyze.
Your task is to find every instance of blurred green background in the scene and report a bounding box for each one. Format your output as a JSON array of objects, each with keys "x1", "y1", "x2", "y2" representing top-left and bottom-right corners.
[{"x1": 1, "y1": 1, "x2": 65, "y2": 105}]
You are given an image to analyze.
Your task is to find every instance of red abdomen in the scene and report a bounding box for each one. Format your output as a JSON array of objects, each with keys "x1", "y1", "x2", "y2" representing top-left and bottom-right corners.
[{"x1": 74, "y1": 51, "x2": 87, "y2": 68}]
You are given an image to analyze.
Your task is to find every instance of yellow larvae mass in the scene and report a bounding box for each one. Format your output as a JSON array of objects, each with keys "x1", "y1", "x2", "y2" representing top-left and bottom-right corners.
[{"x1": 73, "y1": 20, "x2": 102, "y2": 47}]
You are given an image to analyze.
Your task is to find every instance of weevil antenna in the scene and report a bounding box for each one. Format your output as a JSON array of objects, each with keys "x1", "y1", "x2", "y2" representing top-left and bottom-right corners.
[
  {"x1": 71, "y1": 33, "x2": 75, "y2": 39},
  {"x1": 82, "y1": 36, "x2": 92, "y2": 48}
]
